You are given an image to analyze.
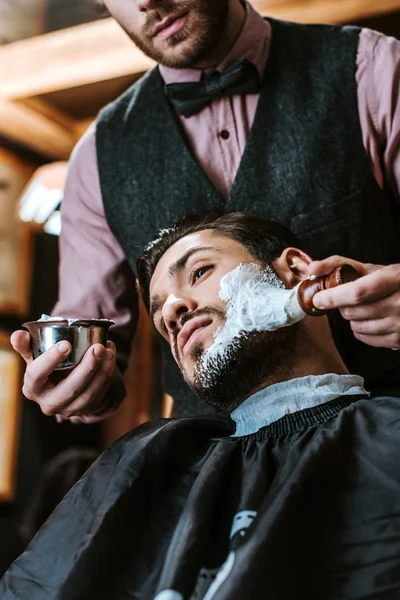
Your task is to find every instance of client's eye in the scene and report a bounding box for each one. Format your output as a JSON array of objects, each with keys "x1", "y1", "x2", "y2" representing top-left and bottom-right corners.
[{"x1": 191, "y1": 265, "x2": 212, "y2": 284}]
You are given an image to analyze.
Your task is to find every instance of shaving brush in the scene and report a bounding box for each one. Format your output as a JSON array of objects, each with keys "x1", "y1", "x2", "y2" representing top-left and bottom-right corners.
[{"x1": 297, "y1": 264, "x2": 360, "y2": 316}]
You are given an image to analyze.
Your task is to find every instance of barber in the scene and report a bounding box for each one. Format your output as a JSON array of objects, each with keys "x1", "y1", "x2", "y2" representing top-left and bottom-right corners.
[{"x1": 11, "y1": 0, "x2": 400, "y2": 421}]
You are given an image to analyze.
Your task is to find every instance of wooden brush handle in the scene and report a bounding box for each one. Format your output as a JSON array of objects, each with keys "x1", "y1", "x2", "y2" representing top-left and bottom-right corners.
[{"x1": 297, "y1": 264, "x2": 360, "y2": 316}]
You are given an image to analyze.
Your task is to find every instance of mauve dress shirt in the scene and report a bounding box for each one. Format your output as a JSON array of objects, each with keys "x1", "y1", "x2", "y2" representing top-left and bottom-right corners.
[{"x1": 52, "y1": 3, "x2": 400, "y2": 370}]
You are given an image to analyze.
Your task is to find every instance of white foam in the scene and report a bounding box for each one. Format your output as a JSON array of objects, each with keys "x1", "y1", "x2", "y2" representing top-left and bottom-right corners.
[
  {"x1": 200, "y1": 264, "x2": 305, "y2": 374},
  {"x1": 37, "y1": 314, "x2": 112, "y2": 327}
]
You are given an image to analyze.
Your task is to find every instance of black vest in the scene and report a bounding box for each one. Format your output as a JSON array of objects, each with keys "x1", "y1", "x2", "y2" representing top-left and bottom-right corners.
[{"x1": 96, "y1": 19, "x2": 400, "y2": 415}]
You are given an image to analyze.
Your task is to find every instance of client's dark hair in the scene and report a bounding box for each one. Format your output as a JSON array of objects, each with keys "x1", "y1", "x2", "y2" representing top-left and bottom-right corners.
[{"x1": 137, "y1": 211, "x2": 300, "y2": 311}]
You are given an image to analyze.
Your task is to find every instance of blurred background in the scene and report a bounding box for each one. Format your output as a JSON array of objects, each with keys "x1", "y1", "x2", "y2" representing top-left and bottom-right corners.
[{"x1": 0, "y1": 0, "x2": 399, "y2": 576}]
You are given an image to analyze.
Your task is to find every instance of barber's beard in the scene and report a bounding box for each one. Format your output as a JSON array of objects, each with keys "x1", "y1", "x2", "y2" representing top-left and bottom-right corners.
[
  {"x1": 126, "y1": 0, "x2": 230, "y2": 68},
  {"x1": 185, "y1": 324, "x2": 303, "y2": 414}
]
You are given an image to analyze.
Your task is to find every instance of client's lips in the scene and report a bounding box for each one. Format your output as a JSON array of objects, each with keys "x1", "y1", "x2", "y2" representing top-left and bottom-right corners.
[{"x1": 178, "y1": 316, "x2": 213, "y2": 359}]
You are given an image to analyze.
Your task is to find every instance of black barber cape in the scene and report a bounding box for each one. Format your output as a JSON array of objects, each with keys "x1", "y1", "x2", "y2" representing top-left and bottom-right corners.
[{"x1": 2, "y1": 393, "x2": 400, "y2": 600}]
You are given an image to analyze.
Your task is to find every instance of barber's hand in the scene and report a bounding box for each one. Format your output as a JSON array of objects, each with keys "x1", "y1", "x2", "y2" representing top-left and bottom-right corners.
[
  {"x1": 308, "y1": 256, "x2": 400, "y2": 350},
  {"x1": 11, "y1": 330, "x2": 121, "y2": 424}
]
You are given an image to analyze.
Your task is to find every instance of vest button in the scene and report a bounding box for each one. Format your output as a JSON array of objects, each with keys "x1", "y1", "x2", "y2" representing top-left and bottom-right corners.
[{"x1": 219, "y1": 130, "x2": 230, "y2": 140}]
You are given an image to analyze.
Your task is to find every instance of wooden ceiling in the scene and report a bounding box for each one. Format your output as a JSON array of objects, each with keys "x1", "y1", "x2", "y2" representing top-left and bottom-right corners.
[{"x1": 0, "y1": 0, "x2": 399, "y2": 159}]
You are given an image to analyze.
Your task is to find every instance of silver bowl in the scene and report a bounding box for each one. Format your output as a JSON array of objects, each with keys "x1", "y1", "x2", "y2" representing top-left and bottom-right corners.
[{"x1": 23, "y1": 319, "x2": 115, "y2": 370}]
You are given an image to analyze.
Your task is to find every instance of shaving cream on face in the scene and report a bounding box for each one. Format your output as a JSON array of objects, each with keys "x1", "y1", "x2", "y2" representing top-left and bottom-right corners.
[{"x1": 201, "y1": 263, "x2": 305, "y2": 370}]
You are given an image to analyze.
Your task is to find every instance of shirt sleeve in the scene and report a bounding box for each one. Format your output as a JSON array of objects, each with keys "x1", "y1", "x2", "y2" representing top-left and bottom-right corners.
[
  {"x1": 51, "y1": 124, "x2": 139, "y2": 373},
  {"x1": 357, "y1": 28, "x2": 400, "y2": 202}
]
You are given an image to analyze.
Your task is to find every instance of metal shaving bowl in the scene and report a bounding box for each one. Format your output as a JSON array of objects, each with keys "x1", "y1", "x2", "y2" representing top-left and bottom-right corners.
[{"x1": 22, "y1": 319, "x2": 115, "y2": 370}]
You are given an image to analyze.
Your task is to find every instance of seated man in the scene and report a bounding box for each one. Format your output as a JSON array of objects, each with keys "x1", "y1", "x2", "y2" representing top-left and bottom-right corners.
[{"x1": 2, "y1": 211, "x2": 400, "y2": 600}]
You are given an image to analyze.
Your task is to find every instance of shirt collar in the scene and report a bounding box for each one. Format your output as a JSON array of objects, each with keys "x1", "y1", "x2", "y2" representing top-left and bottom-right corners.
[
  {"x1": 160, "y1": 2, "x2": 271, "y2": 85},
  {"x1": 230, "y1": 374, "x2": 370, "y2": 437}
]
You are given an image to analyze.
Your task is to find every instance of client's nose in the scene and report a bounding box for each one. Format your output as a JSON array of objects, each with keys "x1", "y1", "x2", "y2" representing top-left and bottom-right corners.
[{"x1": 163, "y1": 295, "x2": 197, "y2": 333}]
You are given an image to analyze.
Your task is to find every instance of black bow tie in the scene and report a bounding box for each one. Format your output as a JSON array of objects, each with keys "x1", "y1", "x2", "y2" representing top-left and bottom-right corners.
[{"x1": 164, "y1": 57, "x2": 261, "y2": 118}]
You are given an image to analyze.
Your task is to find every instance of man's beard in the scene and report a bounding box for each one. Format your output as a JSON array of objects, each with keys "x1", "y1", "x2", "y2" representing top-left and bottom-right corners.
[
  {"x1": 172, "y1": 305, "x2": 227, "y2": 370},
  {"x1": 125, "y1": 0, "x2": 230, "y2": 68},
  {"x1": 185, "y1": 324, "x2": 303, "y2": 414}
]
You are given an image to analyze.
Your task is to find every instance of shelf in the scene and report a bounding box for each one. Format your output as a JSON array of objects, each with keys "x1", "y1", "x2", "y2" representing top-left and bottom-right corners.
[{"x1": 0, "y1": 0, "x2": 399, "y2": 159}]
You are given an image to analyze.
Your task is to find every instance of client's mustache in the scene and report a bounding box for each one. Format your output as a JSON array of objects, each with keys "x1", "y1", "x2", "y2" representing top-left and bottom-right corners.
[{"x1": 172, "y1": 305, "x2": 225, "y2": 360}]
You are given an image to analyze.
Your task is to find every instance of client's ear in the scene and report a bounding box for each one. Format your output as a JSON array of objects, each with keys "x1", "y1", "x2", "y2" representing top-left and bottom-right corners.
[{"x1": 273, "y1": 248, "x2": 312, "y2": 288}]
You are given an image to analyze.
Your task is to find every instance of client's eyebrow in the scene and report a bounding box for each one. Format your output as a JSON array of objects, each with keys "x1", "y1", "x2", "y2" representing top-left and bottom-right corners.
[{"x1": 168, "y1": 246, "x2": 220, "y2": 278}]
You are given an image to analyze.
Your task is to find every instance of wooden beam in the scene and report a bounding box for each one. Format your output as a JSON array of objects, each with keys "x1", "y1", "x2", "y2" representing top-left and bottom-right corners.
[
  {"x1": 257, "y1": 0, "x2": 400, "y2": 25},
  {"x1": 0, "y1": 19, "x2": 153, "y2": 100},
  {"x1": 74, "y1": 117, "x2": 95, "y2": 140},
  {"x1": 0, "y1": 99, "x2": 78, "y2": 159},
  {"x1": 19, "y1": 97, "x2": 78, "y2": 131},
  {"x1": 0, "y1": 0, "x2": 399, "y2": 102}
]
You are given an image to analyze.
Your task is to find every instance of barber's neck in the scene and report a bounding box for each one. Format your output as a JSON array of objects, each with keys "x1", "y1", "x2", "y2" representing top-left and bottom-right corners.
[{"x1": 191, "y1": 0, "x2": 246, "y2": 69}]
